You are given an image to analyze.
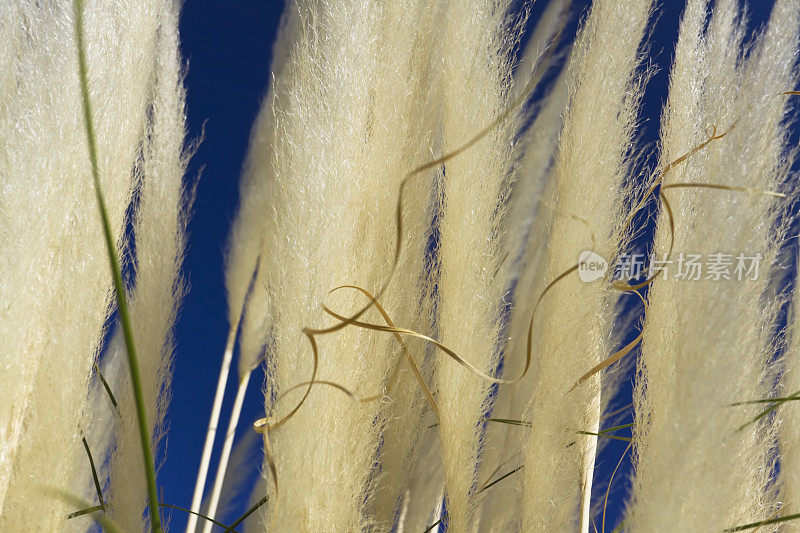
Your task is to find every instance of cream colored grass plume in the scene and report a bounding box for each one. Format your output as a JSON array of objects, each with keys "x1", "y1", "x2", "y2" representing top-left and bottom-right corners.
[
  {"x1": 10, "y1": 1, "x2": 800, "y2": 531},
  {"x1": 233, "y1": 6, "x2": 297, "y2": 378},
  {"x1": 781, "y1": 250, "x2": 800, "y2": 518},
  {"x1": 628, "y1": 0, "x2": 800, "y2": 530},
  {"x1": 499, "y1": 0, "x2": 569, "y2": 285},
  {"x1": 0, "y1": 1, "x2": 168, "y2": 528},
  {"x1": 429, "y1": 1, "x2": 525, "y2": 530},
  {"x1": 518, "y1": 0, "x2": 653, "y2": 530},
  {"x1": 105, "y1": 1, "x2": 191, "y2": 530},
  {"x1": 255, "y1": 1, "x2": 437, "y2": 530},
  {"x1": 470, "y1": 5, "x2": 572, "y2": 530},
  {"x1": 362, "y1": 3, "x2": 441, "y2": 528},
  {"x1": 476, "y1": 65, "x2": 569, "y2": 533}
]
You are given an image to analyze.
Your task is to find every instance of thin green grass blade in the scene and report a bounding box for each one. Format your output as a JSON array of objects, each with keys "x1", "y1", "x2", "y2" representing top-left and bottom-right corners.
[
  {"x1": 598, "y1": 422, "x2": 634, "y2": 434},
  {"x1": 159, "y1": 502, "x2": 235, "y2": 531},
  {"x1": 738, "y1": 398, "x2": 798, "y2": 431},
  {"x1": 430, "y1": 417, "x2": 533, "y2": 429},
  {"x1": 423, "y1": 517, "x2": 443, "y2": 533},
  {"x1": 576, "y1": 431, "x2": 632, "y2": 442},
  {"x1": 478, "y1": 465, "x2": 524, "y2": 494},
  {"x1": 68, "y1": 501, "x2": 236, "y2": 532},
  {"x1": 56, "y1": 492, "x2": 123, "y2": 533},
  {"x1": 731, "y1": 395, "x2": 800, "y2": 406},
  {"x1": 486, "y1": 418, "x2": 532, "y2": 427},
  {"x1": 225, "y1": 496, "x2": 269, "y2": 532},
  {"x1": 420, "y1": 465, "x2": 525, "y2": 533},
  {"x1": 67, "y1": 505, "x2": 104, "y2": 519},
  {"x1": 94, "y1": 362, "x2": 120, "y2": 415},
  {"x1": 72, "y1": 1, "x2": 161, "y2": 530},
  {"x1": 80, "y1": 434, "x2": 105, "y2": 509},
  {"x1": 455, "y1": 418, "x2": 635, "y2": 439},
  {"x1": 735, "y1": 389, "x2": 800, "y2": 431},
  {"x1": 724, "y1": 512, "x2": 800, "y2": 531}
]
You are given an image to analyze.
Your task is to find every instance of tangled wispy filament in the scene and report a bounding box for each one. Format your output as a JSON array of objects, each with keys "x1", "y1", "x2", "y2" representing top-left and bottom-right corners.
[
  {"x1": 252, "y1": 85, "x2": 793, "y2": 517},
  {"x1": 255, "y1": 115, "x2": 782, "y2": 428}
]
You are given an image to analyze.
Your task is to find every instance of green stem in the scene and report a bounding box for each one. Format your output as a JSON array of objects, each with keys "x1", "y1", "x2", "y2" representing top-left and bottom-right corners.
[
  {"x1": 72, "y1": 1, "x2": 161, "y2": 530},
  {"x1": 423, "y1": 518, "x2": 443, "y2": 533},
  {"x1": 731, "y1": 394, "x2": 800, "y2": 406},
  {"x1": 158, "y1": 503, "x2": 233, "y2": 530},
  {"x1": 81, "y1": 434, "x2": 105, "y2": 509},
  {"x1": 576, "y1": 431, "x2": 631, "y2": 442},
  {"x1": 94, "y1": 362, "x2": 120, "y2": 415},
  {"x1": 68, "y1": 502, "x2": 237, "y2": 532},
  {"x1": 67, "y1": 505, "x2": 104, "y2": 519},
  {"x1": 724, "y1": 512, "x2": 800, "y2": 531},
  {"x1": 487, "y1": 417, "x2": 532, "y2": 427},
  {"x1": 225, "y1": 496, "x2": 269, "y2": 532},
  {"x1": 478, "y1": 465, "x2": 524, "y2": 494},
  {"x1": 736, "y1": 390, "x2": 800, "y2": 431},
  {"x1": 599, "y1": 422, "x2": 634, "y2": 434}
]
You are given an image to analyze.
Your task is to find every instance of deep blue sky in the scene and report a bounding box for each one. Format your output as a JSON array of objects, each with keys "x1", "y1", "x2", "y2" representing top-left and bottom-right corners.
[
  {"x1": 162, "y1": 1, "x2": 778, "y2": 530},
  {"x1": 164, "y1": 0, "x2": 282, "y2": 528}
]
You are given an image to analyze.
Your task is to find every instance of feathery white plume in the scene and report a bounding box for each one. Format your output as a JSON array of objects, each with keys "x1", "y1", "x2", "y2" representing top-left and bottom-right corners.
[
  {"x1": 0, "y1": 2, "x2": 160, "y2": 527},
  {"x1": 257, "y1": 1, "x2": 437, "y2": 529},
  {"x1": 519, "y1": 0, "x2": 652, "y2": 529},
  {"x1": 431, "y1": 0, "x2": 521, "y2": 528},
  {"x1": 630, "y1": 0, "x2": 800, "y2": 529},
  {"x1": 106, "y1": 1, "x2": 191, "y2": 530}
]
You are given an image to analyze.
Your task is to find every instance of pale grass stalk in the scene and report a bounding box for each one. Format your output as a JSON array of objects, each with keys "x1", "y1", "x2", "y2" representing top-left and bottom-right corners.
[
  {"x1": 395, "y1": 492, "x2": 410, "y2": 533},
  {"x1": 519, "y1": 0, "x2": 652, "y2": 530},
  {"x1": 201, "y1": 417, "x2": 261, "y2": 527},
  {"x1": 629, "y1": 0, "x2": 800, "y2": 529},
  {"x1": 395, "y1": 428, "x2": 444, "y2": 532},
  {"x1": 187, "y1": 326, "x2": 237, "y2": 533},
  {"x1": 0, "y1": 1, "x2": 159, "y2": 527},
  {"x1": 188, "y1": 10, "x2": 297, "y2": 530},
  {"x1": 201, "y1": 372, "x2": 250, "y2": 533}
]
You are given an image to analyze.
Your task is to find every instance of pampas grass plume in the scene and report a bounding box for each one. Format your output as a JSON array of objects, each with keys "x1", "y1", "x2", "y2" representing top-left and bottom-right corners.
[{"x1": 6, "y1": 1, "x2": 800, "y2": 531}]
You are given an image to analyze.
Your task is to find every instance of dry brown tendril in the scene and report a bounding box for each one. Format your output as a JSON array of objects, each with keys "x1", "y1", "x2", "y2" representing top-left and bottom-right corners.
[{"x1": 252, "y1": 39, "x2": 796, "y2": 516}]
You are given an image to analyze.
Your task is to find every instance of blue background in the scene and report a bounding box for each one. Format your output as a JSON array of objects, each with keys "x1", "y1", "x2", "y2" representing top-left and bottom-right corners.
[{"x1": 161, "y1": 1, "x2": 778, "y2": 530}]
